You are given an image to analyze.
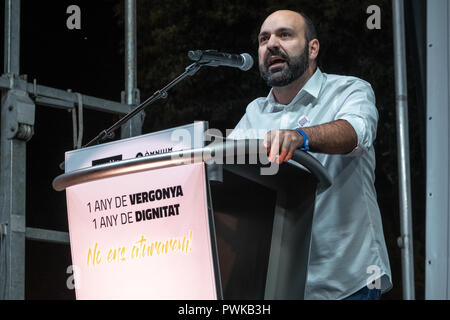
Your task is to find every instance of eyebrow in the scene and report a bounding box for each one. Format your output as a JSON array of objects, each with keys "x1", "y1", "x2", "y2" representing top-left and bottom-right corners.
[{"x1": 258, "y1": 27, "x2": 296, "y2": 39}]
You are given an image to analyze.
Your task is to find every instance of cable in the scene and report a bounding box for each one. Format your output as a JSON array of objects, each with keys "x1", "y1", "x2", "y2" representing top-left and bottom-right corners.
[
  {"x1": 72, "y1": 107, "x2": 77, "y2": 149},
  {"x1": 0, "y1": 224, "x2": 7, "y2": 299},
  {"x1": 76, "y1": 93, "x2": 84, "y2": 149},
  {"x1": 71, "y1": 93, "x2": 84, "y2": 149}
]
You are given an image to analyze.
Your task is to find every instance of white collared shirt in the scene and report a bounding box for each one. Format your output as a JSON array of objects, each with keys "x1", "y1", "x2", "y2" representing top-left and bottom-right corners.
[{"x1": 229, "y1": 68, "x2": 392, "y2": 300}]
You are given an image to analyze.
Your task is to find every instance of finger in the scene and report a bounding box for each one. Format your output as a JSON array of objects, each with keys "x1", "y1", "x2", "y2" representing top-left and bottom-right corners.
[
  {"x1": 277, "y1": 133, "x2": 292, "y2": 163},
  {"x1": 285, "y1": 149, "x2": 295, "y2": 162},
  {"x1": 263, "y1": 131, "x2": 273, "y2": 149},
  {"x1": 269, "y1": 132, "x2": 281, "y2": 162},
  {"x1": 278, "y1": 149, "x2": 289, "y2": 164}
]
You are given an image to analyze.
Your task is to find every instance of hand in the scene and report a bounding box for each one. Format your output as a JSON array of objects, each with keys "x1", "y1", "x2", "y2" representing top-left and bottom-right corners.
[{"x1": 263, "y1": 129, "x2": 304, "y2": 164}]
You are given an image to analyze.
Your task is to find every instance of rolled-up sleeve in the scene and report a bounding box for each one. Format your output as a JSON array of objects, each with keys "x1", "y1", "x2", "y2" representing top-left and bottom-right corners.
[{"x1": 334, "y1": 81, "x2": 379, "y2": 156}]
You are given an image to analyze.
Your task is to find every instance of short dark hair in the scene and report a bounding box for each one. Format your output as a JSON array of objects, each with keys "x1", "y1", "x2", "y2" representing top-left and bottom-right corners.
[
  {"x1": 298, "y1": 12, "x2": 319, "y2": 65},
  {"x1": 299, "y1": 12, "x2": 318, "y2": 44}
]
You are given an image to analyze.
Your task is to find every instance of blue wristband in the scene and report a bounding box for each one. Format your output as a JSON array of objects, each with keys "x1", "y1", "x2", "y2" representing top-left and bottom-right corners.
[{"x1": 295, "y1": 129, "x2": 309, "y2": 151}]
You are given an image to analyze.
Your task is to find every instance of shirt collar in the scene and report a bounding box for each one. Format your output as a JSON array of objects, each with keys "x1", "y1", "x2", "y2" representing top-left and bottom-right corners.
[
  {"x1": 267, "y1": 68, "x2": 324, "y2": 109},
  {"x1": 301, "y1": 67, "x2": 323, "y2": 99}
]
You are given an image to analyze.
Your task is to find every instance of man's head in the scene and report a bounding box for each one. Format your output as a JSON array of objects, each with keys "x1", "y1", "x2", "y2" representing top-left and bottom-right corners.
[{"x1": 258, "y1": 10, "x2": 319, "y2": 88}]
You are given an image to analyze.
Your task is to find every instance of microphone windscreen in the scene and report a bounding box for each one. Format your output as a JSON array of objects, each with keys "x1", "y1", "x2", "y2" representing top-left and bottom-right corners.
[
  {"x1": 240, "y1": 53, "x2": 254, "y2": 71},
  {"x1": 188, "y1": 50, "x2": 202, "y2": 61}
]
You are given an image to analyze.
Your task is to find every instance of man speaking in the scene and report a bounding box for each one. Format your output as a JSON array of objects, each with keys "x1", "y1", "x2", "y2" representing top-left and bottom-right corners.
[{"x1": 229, "y1": 10, "x2": 392, "y2": 300}]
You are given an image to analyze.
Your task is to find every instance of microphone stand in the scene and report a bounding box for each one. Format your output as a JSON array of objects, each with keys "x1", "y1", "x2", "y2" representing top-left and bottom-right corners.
[
  {"x1": 84, "y1": 61, "x2": 205, "y2": 148},
  {"x1": 59, "y1": 61, "x2": 205, "y2": 170}
]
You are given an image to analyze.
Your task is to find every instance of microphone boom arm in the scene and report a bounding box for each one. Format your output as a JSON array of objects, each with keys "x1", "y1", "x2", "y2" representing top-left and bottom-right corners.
[{"x1": 83, "y1": 61, "x2": 205, "y2": 148}]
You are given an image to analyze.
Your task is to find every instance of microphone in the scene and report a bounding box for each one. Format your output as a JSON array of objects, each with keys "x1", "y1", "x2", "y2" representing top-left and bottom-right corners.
[{"x1": 188, "y1": 50, "x2": 254, "y2": 71}]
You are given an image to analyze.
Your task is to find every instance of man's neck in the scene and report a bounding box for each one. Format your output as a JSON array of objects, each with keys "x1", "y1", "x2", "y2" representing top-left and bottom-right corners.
[{"x1": 272, "y1": 65, "x2": 316, "y2": 105}]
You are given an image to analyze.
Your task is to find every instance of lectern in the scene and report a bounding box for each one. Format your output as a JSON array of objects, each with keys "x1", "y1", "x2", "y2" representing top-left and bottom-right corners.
[{"x1": 53, "y1": 137, "x2": 331, "y2": 300}]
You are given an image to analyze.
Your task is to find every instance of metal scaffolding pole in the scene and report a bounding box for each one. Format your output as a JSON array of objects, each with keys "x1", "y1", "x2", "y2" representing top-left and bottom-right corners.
[
  {"x1": 125, "y1": 0, "x2": 137, "y2": 105},
  {"x1": 392, "y1": 0, "x2": 415, "y2": 300},
  {"x1": 1, "y1": 0, "x2": 31, "y2": 300},
  {"x1": 122, "y1": 0, "x2": 143, "y2": 139},
  {"x1": 3, "y1": 0, "x2": 20, "y2": 74}
]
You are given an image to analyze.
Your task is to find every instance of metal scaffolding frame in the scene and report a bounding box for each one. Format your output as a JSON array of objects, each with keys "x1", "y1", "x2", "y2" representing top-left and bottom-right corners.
[
  {"x1": 0, "y1": 0, "x2": 142, "y2": 299},
  {"x1": 392, "y1": 0, "x2": 415, "y2": 300},
  {"x1": 426, "y1": 0, "x2": 450, "y2": 300}
]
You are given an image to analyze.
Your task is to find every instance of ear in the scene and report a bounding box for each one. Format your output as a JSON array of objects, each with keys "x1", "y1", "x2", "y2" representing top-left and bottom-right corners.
[{"x1": 309, "y1": 39, "x2": 320, "y2": 61}]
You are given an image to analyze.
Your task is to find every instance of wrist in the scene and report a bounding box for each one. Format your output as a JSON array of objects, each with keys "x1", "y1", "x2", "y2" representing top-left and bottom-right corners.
[{"x1": 295, "y1": 128, "x2": 310, "y2": 151}]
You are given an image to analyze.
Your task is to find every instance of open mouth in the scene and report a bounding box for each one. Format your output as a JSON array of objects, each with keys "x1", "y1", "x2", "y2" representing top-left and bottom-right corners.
[{"x1": 267, "y1": 56, "x2": 287, "y2": 69}]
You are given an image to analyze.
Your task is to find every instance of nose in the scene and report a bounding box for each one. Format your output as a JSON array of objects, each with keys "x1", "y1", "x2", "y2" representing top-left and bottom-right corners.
[{"x1": 266, "y1": 34, "x2": 280, "y2": 50}]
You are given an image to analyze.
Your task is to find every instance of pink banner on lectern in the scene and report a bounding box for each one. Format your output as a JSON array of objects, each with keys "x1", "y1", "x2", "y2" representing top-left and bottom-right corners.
[{"x1": 65, "y1": 162, "x2": 217, "y2": 299}]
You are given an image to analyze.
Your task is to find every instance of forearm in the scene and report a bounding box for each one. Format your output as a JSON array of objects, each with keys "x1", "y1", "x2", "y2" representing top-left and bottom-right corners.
[
  {"x1": 301, "y1": 119, "x2": 357, "y2": 154},
  {"x1": 264, "y1": 119, "x2": 359, "y2": 163}
]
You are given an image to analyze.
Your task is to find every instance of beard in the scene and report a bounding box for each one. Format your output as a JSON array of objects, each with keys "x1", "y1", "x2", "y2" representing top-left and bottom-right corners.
[{"x1": 259, "y1": 45, "x2": 310, "y2": 87}]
